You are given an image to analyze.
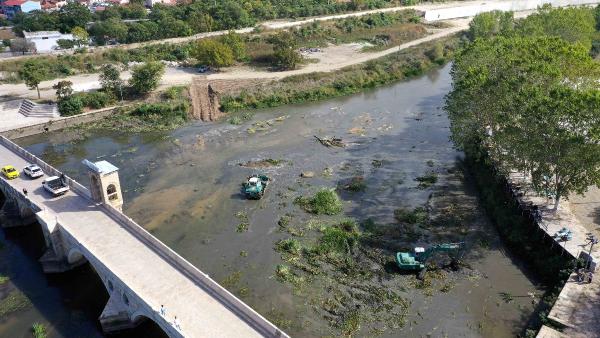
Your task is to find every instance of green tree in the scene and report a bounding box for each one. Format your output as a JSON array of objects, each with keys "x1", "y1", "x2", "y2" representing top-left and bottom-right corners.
[
  {"x1": 129, "y1": 62, "x2": 165, "y2": 96},
  {"x1": 517, "y1": 5, "x2": 596, "y2": 49},
  {"x1": 188, "y1": 12, "x2": 214, "y2": 33},
  {"x1": 446, "y1": 36, "x2": 600, "y2": 210},
  {"x1": 99, "y1": 64, "x2": 123, "y2": 100},
  {"x1": 269, "y1": 31, "x2": 302, "y2": 70},
  {"x1": 53, "y1": 80, "x2": 73, "y2": 100},
  {"x1": 19, "y1": 60, "x2": 47, "y2": 98},
  {"x1": 71, "y1": 26, "x2": 89, "y2": 47},
  {"x1": 468, "y1": 10, "x2": 514, "y2": 41},
  {"x1": 90, "y1": 18, "x2": 128, "y2": 45},
  {"x1": 220, "y1": 31, "x2": 247, "y2": 61},
  {"x1": 192, "y1": 39, "x2": 234, "y2": 68},
  {"x1": 58, "y1": 3, "x2": 92, "y2": 33}
]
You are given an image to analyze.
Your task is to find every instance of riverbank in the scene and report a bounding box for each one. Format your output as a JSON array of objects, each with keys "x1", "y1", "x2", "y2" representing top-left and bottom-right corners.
[
  {"x1": 222, "y1": 34, "x2": 460, "y2": 113},
  {"x1": 464, "y1": 147, "x2": 583, "y2": 336}
]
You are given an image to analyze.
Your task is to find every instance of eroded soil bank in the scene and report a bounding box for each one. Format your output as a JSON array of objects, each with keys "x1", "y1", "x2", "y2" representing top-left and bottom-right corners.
[{"x1": 3, "y1": 64, "x2": 542, "y2": 337}]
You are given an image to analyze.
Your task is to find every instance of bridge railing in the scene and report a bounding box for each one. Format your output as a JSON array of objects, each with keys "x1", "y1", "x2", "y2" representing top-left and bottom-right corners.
[
  {"x1": 99, "y1": 202, "x2": 288, "y2": 338},
  {"x1": 0, "y1": 136, "x2": 91, "y2": 199}
]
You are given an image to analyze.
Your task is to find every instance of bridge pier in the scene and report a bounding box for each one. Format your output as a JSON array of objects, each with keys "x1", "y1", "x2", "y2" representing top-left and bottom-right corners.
[
  {"x1": 99, "y1": 294, "x2": 137, "y2": 333},
  {"x1": 0, "y1": 195, "x2": 37, "y2": 227},
  {"x1": 36, "y1": 212, "x2": 86, "y2": 273}
]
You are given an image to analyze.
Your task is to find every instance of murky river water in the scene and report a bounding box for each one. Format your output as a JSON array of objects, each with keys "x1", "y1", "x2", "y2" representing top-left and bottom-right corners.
[{"x1": 1, "y1": 64, "x2": 543, "y2": 337}]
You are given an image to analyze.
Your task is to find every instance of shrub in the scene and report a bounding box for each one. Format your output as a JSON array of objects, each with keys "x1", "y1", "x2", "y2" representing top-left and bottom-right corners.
[
  {"x1": 58, "y1": 96, "x2": 84, "y2": 116},
  {"x1": 78, "y1": 91, "x2": 113, "y2": 109}
]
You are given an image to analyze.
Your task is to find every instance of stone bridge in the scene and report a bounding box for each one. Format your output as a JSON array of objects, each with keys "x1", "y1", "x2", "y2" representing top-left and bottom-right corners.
[{"x1": 0, "y1": 136, "x2": 288, "y2": 338}]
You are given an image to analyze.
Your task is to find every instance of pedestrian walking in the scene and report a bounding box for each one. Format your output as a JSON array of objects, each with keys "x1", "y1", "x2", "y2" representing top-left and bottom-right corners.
[
  {"x1": 22, "y1": 188, "x2": 28, "y2": 196},
  {"x1": 160, "y1": 304, "x2": 166, "y2": 316},
  {"x1": 173, "y1": 316, "x2": 181, "y2": 330}
]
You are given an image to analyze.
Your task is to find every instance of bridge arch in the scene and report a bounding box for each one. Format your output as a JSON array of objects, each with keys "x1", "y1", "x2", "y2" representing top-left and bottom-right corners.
[
  {"x1": 130, "y1": 312, "x2": 170, "y2": 338},
  {"x1": 67, "y1": 248, "x2": 88, "y2": 266}
]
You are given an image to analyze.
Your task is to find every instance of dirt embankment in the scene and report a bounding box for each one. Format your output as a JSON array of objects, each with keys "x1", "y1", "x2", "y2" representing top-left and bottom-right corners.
[
  {"x1": 189, "y1": 78, "x2": 269, "y2": 121},
  {"x1": 189, "y1": 79, "x2": 222, "y2": 121}
]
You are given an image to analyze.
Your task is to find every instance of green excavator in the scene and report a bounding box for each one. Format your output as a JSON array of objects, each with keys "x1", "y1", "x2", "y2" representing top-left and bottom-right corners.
[{"x1": 396, "y1": 242, "x2": 464, "y2": 273}]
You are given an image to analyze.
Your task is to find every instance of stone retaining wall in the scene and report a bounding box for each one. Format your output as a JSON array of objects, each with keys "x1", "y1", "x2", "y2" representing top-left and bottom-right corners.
[{"x1": 0, "y1": 106, "x2": 126, "y2": 140}]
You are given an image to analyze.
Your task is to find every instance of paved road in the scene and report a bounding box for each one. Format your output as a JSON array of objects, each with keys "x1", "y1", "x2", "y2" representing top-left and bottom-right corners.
[{"x1": 0, "y1": 144, "x2": 272, "y2": 337}]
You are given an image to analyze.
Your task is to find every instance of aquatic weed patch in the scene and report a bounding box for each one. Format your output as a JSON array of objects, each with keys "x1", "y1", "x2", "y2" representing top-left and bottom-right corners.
[
  {"x1": 294, "y1": 188, "x2": 344, "y2": 215},
  {"x1": 273, "y1": 219, "x2": 411, "y2": 336}
]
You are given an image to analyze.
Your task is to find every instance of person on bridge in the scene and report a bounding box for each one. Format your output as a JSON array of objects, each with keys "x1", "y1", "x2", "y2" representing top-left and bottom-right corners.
[
  {"x1": 173, "y1": 316, "x2": 181, "y2": 330},
  {"x1": 22, "y1": 188, "x2": 28, "y2": 196},
  {"x1": 160, "y1": 305, "x2": 166, "y2": 316}
]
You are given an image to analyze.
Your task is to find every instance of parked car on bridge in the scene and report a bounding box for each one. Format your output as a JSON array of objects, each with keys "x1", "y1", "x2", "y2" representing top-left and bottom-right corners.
[
  {"x1": 42, "y1": 176, "x2": 69, "y2": 196},
  {"x1": 1, "y1": 165, "x2": 20, "y2": 179},
  {"x1": 23, "y1": 164, "x2": 43, "y2": 179}
]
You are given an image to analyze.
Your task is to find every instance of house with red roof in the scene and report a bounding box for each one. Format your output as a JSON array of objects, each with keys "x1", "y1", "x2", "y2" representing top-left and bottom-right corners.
[{"x1": 2, "y1": 0, "x2": 40, "y2": 19}]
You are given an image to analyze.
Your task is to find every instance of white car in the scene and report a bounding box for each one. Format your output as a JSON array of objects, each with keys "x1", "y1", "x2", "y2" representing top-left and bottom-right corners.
[
  {"x1": 23, "y1": 164, "x2": 44, "y2": 178},
  {"x1": 42, "y1": 176, "x2": 69, "y2": 196}
]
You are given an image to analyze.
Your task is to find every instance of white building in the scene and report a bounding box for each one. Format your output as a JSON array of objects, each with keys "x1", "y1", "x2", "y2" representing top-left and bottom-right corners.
[{"x1": 23, "y1": 31, "x2": 74, "y2": 52}]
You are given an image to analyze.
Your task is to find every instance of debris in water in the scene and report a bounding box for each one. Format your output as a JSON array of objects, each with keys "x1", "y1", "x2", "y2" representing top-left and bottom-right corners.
[
  {"x1": 300, "y1": 171, "x2": 315, "y2": 178},
  {"x1": 240, "y1": 159, "x2": 283, "y2": 168},
  {"x1": 314, "y1": 135, "x2": 345, "y2": 148}
]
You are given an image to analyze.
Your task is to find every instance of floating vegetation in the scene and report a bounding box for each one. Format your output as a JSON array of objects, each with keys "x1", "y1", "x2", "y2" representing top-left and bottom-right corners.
[
  {"x1": 32, "y1": 323, "x2": 47, "y2": 338},
  {"x1": 415, "y1": 172, "x2": 438, "y2": 189},
  {"x1": 221, "y1": 271, "x2": 242, "y2": 289},
  {"x1": 237, "y1": 222, "x2": 249, "y2": 232},
  {"x1": 273, "y1": 218, "x2": 412, "y2": 336},
  {"x1": 266, "y1": 309, "x2": 293, "y2": 330},
  {"x1": 276, "y1": 238, "x2": 302, "y2": 256},
  {"x1": 0, "y1": 290, "x2": 31, "y2": 318},
  {"x1": 394, "y1": 207, "x2": 428, "y2": 224},
  {"x1": 235, "y1": 211, "x2": 250, "y2": 232},
  {"x1": 0, "y1": 275, "x2": 9, "y2": 285},
  {"x1": 371, "y1": 159, "x2": 384, "y2": 168},
  {"x1": 294, "y1": 188, "x2": 343, "y2": 215},
  {"x1": 240, "y1": 158, "x2": 284, "y2": 168},
  {"x1": 339, "y1": 176, "x2": 367, "y2": 192},
  {"x1": 278, "y1": 214, "x2": 292, "y2": 229}
]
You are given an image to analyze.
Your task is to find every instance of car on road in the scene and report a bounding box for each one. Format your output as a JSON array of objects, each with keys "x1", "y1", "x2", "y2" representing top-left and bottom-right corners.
[
  {"x1": 1, "y1": 165, "x2": 19, "y2": 179},
  {"x1": 23, "y1": 164, "x2": 44, "y2": 179},
  {"x1": 42, "y1": 176, "x2": 69, "y2": 196}
]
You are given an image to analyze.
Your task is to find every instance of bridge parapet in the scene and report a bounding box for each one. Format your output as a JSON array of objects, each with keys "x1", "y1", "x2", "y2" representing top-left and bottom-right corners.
[{"x1": 0, "y1": 136, "x2": 91, "y2": 199}]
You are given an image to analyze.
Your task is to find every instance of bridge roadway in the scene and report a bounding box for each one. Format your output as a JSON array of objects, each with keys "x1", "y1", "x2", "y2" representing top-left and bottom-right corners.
[{"x1": 0, "y1": 137, "x2": 287, "y2": 338}]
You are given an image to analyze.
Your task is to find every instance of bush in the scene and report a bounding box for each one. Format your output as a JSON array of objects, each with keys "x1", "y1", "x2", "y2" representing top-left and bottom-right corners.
[
  {"x1": 129, "y1": 62, "x2": 165, "y2": 96},
  {"x1": 58, "y1": 96, "x2": 84, "y2": 116},
  {"x1": 131, "y1": 102, "x2": 188, "y2": 120},
  {"x1": 192, "y1": 39, "x2": 234, "y2": 68},
  {"x1": 78, "y1": 91, "x2": 113, "y2": 109}
]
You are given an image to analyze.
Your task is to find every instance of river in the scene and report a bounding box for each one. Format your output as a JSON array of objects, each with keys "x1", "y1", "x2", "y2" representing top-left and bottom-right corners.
[{"x1": 0, "y1": 64, "x2": 543, "y2": 337}]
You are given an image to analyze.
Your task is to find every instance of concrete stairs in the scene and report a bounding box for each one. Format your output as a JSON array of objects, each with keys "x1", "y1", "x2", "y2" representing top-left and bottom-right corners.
[{"x1": 18, "y1": 100, "x2": 59, "y2": 118}]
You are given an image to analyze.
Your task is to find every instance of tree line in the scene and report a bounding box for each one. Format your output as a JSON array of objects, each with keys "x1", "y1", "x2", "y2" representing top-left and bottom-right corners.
[
  {"x1": 9, "y1": 0, "x2": 402, "y2": 46},
  {"x1": 446, "y1": 5, "x2": 600, "y2": 209}
]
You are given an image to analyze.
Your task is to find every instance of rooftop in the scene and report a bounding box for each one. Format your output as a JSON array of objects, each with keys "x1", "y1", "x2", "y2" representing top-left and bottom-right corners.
[
  {"x1": 82, "y1": 159, "x2": 119, "y2": 175},
  {"x1": 23, "y1": 31, "x2": 63, "y2": 38}
]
